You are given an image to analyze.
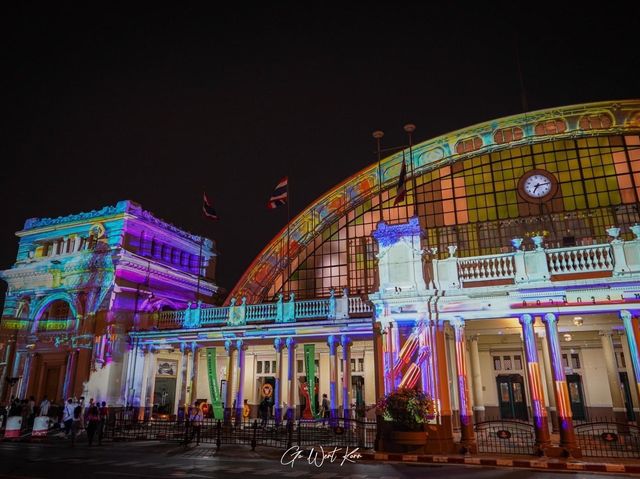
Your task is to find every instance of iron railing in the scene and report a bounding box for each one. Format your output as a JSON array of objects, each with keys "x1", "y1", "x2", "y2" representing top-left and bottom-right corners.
[
  {"x1": 103, "y1": 416, "x2": 376, "y2": 451},
  {"x1": 575, "y1": 419, "x2": 640, "y2": 459},
  {"x1": 474, "y1": 419, "x2": 537, "y2": 455}
]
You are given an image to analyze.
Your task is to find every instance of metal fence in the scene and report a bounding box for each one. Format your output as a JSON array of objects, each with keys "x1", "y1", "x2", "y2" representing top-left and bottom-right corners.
[
  {"x1": 575, "y1": 420, "x2": 640, "y2": 459},
  {"x1": 104, "y1": 416, "x2": 376, "y2": 451},
  {"x1": 475, "y1": 419, "x2": 537, "y2": 455}
]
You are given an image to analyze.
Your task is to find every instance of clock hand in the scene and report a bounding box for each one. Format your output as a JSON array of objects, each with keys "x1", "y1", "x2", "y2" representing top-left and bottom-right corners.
[{"x1": 533, "y1": 183, "x2": 540, "y2": 192}]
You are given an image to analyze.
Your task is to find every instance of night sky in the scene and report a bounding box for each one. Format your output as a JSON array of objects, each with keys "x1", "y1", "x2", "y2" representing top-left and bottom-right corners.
[{"x1": 1, "y1": 4, "x2": 639, "y2": 303}]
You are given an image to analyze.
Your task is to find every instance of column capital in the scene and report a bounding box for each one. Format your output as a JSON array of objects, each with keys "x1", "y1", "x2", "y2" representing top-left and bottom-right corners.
[
  {"x1": 542, "y1": 313, "x2": 557, "y2": 325},
  {"x1": 620, "y1": 310, "x2": 633, "y2": 322},
  {"x1": 340, "y1": 334, "x2": 351, "y2": 348},
  {"x1": 274, "y1": 337, "x2": 284, "y2": 352},
  {"x1": 236, "y1": 339, "x2": 247, "y2": 351},
  {"x1": 285, "y1": 337, "x2": 296, "y2": 349},
  {"x1": 449, "y1": 316, "x2": 465, "y2": 330},
  {"x1": 599, "y1": 330, "x2": 614, "y2": 337},
  {"x1": 327, "y1": 335, "x2": 338, "y2": 353},
  {"x1": 519, "y1": 313, "x2": 535, "y2": 326},
  {"x1": 224, "y1": 339, "x2": 235, "y2": 352}
]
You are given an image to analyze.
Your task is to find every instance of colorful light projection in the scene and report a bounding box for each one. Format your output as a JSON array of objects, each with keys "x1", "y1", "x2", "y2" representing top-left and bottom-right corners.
[{"x1": 228, "y1": 100, "x2": 640, "y2": 304}]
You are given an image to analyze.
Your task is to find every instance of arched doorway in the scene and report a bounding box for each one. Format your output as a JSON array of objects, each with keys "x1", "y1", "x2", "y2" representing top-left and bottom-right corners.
[{"x1": 26, "y1": 298, "x2": 78, "y2": 403}]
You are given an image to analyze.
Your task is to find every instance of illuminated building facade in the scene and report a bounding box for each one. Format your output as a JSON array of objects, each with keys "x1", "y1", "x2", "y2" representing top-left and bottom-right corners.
[
  {"x1": 3, "y1": 100, "x2": 640, "y2": 457},
  {"x1": 125, "y1": 100, "x2": 640, "y2": 457},
  {"x1": 0, "y1": 200, "x2": 218, "y2": 408}
]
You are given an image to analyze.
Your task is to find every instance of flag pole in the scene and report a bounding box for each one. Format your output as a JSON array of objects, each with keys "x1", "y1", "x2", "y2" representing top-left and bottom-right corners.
[
  {"x1": 373, "y1": 131, "x2": 384, "y2": 221},
  {"x1": 286, "y1": 179, "x2": 291, "y2": 297},
  {"x1": 403, "y1": 124, "x2": 416, "y2": 216},
  {"x1": 196, "y1": 229, "x2": 204, "y2": 301}
]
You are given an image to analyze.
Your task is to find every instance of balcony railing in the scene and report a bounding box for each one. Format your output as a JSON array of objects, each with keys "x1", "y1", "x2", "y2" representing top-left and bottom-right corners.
[
  {"x1": 146, "y1": 290, "x2": 373, "y2": 330},
  {"x1": 458, "y1": 252, "x2": 516, "y2": 283},
  {"x1": 433, "y1": 233, "x2": 640, "y2": 290}
]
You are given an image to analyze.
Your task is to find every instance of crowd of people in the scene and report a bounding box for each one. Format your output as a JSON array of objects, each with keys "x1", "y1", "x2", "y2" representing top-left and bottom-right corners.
[{"x1": 2, "y1": 395, "x2": 109, "y2": 446}]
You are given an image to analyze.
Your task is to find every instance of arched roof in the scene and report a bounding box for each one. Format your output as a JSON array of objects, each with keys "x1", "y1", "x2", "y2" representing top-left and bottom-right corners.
[{"x1": 227, "y1": 100, "x2": 640, "y2": 304}]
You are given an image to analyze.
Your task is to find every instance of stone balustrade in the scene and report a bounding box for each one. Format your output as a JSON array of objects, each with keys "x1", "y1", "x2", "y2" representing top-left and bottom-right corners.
[
  {"x1": 147, "y1": 288, "x2": 368, "y2": 330},
  {"x1": 434, "y1": 232, "x2": 640, "y2": 290}
]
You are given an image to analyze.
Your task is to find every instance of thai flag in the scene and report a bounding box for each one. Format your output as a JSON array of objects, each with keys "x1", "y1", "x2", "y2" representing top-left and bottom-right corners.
[
  {"x1": 393, "y1": 154, "x2": 407, "y2": 206},
  {"x1": 202, "y1": 192, "x2": 219, "y2": 220},
  {"x1": 267, "y1": 176, "x2": 288, "y2": 209}
]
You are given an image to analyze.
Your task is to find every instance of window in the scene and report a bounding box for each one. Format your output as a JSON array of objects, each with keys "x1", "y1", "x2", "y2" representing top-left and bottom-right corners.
[
  {"x1": 494, "y1": 127, "x2": 523, "y2": 144},
  {"x1": 534, "y1": 119, "x2": 567, "y2": 136},
  {"x1": 579, "y1": 114, "x2": 613, "y2": 131},
  {"x1": 257, "y1": 362, "x2": 262, "y2": 374},
  {"x1": 455, "y1": 136, "x2": 483, "y2": 154},
  {"x1": 562, "y1": 354, "x2": 569, "y2": 368},
  {"x1": 571, "y1": 353, "x2": 581, "y2": 369},
  {"x1": 514, "y1": 355, "x2": 522, "y2": 370},
  {"x1": 297, "y1": 359, "x2": 304, "y2": 372},
  {"x1": 493, "y1": 356, "x2": 501, "y2": 370},
  {"x1": 503, "y1": 355, "x2": 512, "y2": 370},
  {"x1": 615, "y1": 351, "x2": 626, "y2": 369}
]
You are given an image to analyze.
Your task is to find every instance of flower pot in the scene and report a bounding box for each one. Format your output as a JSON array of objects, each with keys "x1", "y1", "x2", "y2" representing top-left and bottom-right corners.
[
  {"x1": 511, "y1": 237, "x2": 523, "y2": 251},
  {"x1": 606, "y1": 226, "x2": 621, "y2": 240},
  {"x1": 531, "y1": 235, "x2": 544, "y2": 250},
  {"x1": 391, "y1": 430, "x2": 427, "y2": 446}
]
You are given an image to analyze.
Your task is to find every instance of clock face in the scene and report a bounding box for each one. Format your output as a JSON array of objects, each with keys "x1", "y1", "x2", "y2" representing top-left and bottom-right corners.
[
  {"x1": 523, "y1": 174, "x2": 553, "y2": 198},
  {"x1": 518, "y1": 169, "x2": 558, "y2": 202}
]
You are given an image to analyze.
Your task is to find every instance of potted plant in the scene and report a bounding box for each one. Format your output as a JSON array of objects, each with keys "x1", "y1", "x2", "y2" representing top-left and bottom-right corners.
[{"x1": 376, "y1": 388, "x2": 435, "y2": 450}]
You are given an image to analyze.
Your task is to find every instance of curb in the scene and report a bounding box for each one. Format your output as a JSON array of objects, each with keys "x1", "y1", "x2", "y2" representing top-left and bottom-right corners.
[{"x1": 360, "y1": 452, "x2": 640, "y2": 474}]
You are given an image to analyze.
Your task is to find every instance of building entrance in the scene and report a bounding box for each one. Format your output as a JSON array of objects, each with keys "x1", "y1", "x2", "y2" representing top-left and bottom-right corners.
[
  {"x1": 496, "y1": 374, "x2": 528, "y2": 421},
  {"x1": 28, "y1": 352, "x2": 66, "y2": 403},
  {"x1": 566, "y1": 374, "x2": 586, "y2": 420},
  {"x1": 619, "y1": 372, "x2": 636, "y2": 422}
]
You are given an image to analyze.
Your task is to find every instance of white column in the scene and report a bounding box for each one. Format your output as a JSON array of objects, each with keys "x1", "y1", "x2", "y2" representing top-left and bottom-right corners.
[
  {"x1": 341, "y1": 335, "x2": 352, "y2": 419},
  {"x1": 468, "y1": 335, "x2": 484, "y2": 422},
  {"x1": 224, "y1": 340, "x2": 235, "y2": 421},
  {"x1": 621, "y1": 332, "x2": 640, "y2": 414},
  {"x1": 539, "y1": 330, "x2": 559, "y2": 432},
  {"x1": 235, "y1": 340, "x2": 246, "y2": 424},
  {"x1": 600, "y1": 330, "x2": 627, "y2": 423},
  {"x1": 274, "y1": 337, "x2": 284, "y2": 423},
  {"x1": 286, "y1": 337, "x2": 297, "y2": 420}
]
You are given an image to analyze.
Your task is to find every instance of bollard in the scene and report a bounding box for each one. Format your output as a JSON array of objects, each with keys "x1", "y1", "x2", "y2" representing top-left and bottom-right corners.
[
  {"x1": 286, "y1": 419, "x2": 293, "y2": 449},
  {"x1": 31, "y1": 416, "x2": 50, "y2": 438},
  {"x1": 4, "y1": 416, "x2": 22, "y2": 439},
  {"x1": 251, "y1": 419, "x2": 258, "y2": 451}
]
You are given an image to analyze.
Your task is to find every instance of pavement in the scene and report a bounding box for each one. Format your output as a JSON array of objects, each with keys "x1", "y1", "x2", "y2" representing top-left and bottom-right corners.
[
  {"x1": 1, "y1": 440, "x2": 639, "y2": 479},
  {"x1": 2, "y1": 429, "x2": 640, "y2": 477},
  {"x1": 359, "y1": 451, "x2": 640, "y2": 475}
]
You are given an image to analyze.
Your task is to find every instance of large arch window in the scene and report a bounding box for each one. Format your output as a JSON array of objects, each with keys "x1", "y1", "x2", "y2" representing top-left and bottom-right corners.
[
  {"x1": 267, "y1": 135, "x2": 640, "y2": 300},
  {"x1": 37, "y1": 299, "x2": 75, "y2": 332}
]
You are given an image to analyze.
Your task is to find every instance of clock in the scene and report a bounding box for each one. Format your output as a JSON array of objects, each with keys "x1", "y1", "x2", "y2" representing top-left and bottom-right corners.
[{"x1": 517, "y1": 169, "x2": 558, "y2": 203}]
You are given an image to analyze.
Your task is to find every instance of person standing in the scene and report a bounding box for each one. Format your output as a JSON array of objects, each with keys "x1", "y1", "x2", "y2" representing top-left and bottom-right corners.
[
  {"x1": 27, "y1": 396, "x2": 36, "y2": 426},
  {"x1": 242, "y1": 399, "x2": 250, "y2": 421},
  {"x1": 259, "y1": 398, "x2": 269, "y2": 428},
  {"x1": 62, "y1": 398, "x2": 75, "y2": 437},
  {"x1": 71, "y1": 402, "x2": 83, "y2": 446},
  {"x1": 320, "y1": 394, "x2": 330, "y2": 424},
  {"x1": 98, "y1": 401, "x2": 108, "y2": 446},
  {"x1": 86, "y1": 406, "x2": 100, "y2": 446},
  {"x1": 187, "y1": 402, "x2": 203, "y2": 445},
  {"x1": 39, "y1": 396, "x2": 50, "y2": 417}
]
